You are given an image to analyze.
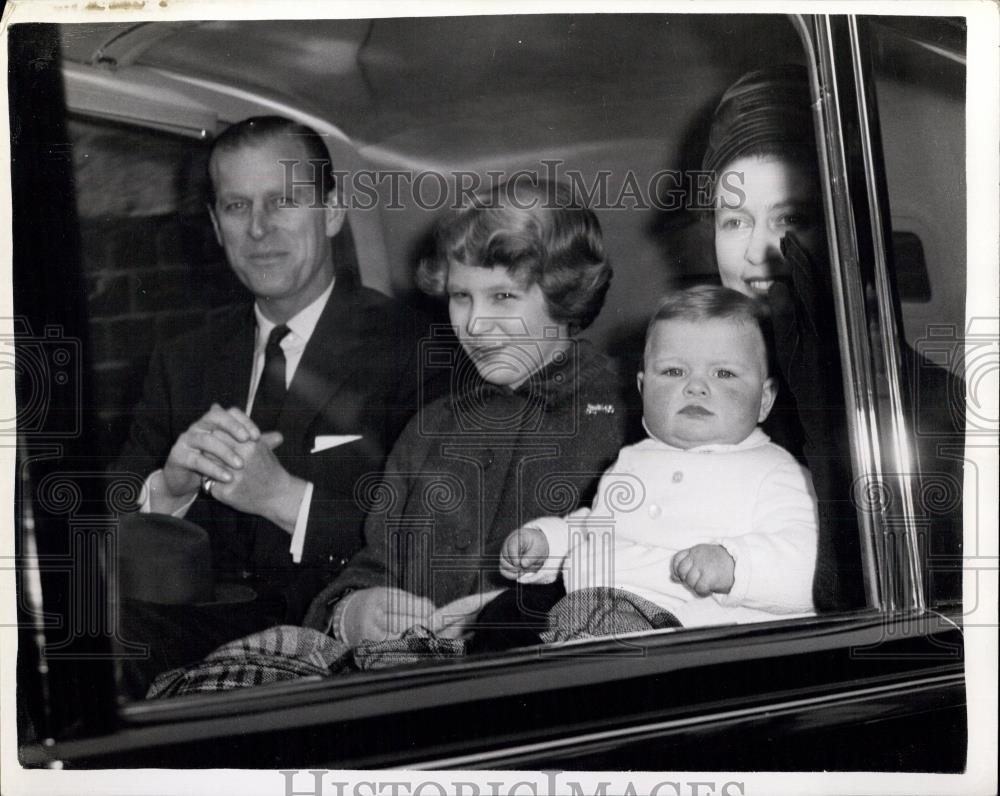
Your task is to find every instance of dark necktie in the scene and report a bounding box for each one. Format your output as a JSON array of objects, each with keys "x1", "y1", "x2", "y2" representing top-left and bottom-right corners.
[{"x1": 250, "y1": 324, "x2": 291, "y2": 432}]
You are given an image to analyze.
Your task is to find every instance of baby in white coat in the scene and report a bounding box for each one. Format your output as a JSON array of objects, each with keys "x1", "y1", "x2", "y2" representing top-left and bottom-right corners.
[{"x1": 499, "y1": 286, "x2": 819, "y2": 631}]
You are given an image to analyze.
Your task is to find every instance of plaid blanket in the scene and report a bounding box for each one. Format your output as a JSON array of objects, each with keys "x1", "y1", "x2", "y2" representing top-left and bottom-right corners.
[
  {"x1": 147, "y1": 625, "x2": 349, "y2": 698},
  {"x1": 353, "y1": 625, "x2": 465, "y2": 669},
  {"x1": 147, "y1": 589, "x2": 678, "y2": 698},
  {"x1": 541, "y1": 588, "x2": 682, "y2": 643},
  {"x1": 147, "y1": 625, "x2": 466, "y2": 699}
]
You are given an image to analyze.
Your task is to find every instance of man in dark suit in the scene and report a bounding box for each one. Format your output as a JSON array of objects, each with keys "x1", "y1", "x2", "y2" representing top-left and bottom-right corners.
[{"x1": 114, "y1": 116, "x2": 440, "y2": 694}]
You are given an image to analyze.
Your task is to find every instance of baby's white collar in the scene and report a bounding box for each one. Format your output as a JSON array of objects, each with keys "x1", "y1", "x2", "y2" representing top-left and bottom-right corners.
[{"x1": 642, "y1": 422, "x2": 771, "y2": 453}]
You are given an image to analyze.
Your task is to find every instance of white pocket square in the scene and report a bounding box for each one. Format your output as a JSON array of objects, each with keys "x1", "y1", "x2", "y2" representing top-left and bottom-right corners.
[{"x1": 311, "y1": 435, "x2": 362, "y2": 453}]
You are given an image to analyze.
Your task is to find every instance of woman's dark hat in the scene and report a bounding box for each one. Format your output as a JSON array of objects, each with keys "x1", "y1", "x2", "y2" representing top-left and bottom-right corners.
[
  {"x1": 114, "y1": 513, "x2": 256, "y2": 605},
  {"x1": 701, "y1": 64, "x2": 815, "y2": 176}
]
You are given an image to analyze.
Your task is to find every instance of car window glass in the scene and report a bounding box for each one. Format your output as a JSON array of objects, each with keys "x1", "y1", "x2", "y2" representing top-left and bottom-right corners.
[{"x1": 33, "y1": 16, "x2": 879, "y2": 709}]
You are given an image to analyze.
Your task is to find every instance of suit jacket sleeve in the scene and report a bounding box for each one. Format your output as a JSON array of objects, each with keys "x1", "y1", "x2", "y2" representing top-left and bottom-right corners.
[
  {"x1": 112, "y1": 305, "x2": 254, "y2": 494},
  {"x1": 113, "y1": 343, "x2": 183, "y2": 493}
]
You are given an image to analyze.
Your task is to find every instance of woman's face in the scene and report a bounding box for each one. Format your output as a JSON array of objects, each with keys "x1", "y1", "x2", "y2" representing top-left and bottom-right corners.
[
  {"x1": 446, "y1": 261, "x2": 570, "y2": 389},
  {"x1": 713, "y1": 155, "x2": 825, "y2": 298}
]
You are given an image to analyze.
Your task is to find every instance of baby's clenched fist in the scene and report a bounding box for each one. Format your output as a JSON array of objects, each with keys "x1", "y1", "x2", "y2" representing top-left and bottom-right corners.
[
  {"x1": 499, "y1": 526, "x2": 549, "y2": 581},
  {"x1": 671, "y1": 544, "x2": 735, "y2": 596}
]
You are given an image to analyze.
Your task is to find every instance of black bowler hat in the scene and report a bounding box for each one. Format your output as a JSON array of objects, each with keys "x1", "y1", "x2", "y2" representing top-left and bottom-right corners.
[{"x1": 114, "y1": 513, "x2": 256, "y2": 605}]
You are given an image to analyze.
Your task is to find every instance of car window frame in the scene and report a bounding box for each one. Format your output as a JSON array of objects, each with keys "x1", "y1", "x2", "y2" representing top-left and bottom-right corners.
[
  {"x1": 15, "y1": 12, "x2": 960, "y2": 764},
  {"x1": 22, "y1": 607, "x2": 958, "y2": 768},
  {"x1": 791, "y1": 13, "x2": 930, "y2": 614}
]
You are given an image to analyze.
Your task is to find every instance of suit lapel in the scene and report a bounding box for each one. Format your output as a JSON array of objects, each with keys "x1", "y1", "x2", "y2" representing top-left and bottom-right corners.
[
  {"x1": 277, "y1": 281, "x2": 364, "y2": 456},
  {"x1": 206, "y1": 306, "x2": 256, "y2": 412}
]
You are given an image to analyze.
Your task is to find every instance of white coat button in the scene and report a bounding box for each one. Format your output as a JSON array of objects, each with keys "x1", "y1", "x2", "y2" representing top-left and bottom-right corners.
[
  {"x1": 648, "y1": 504, "x2": 662, "y2": 518},
  {"x1": 672, "y1": 471, "x2": 683, "y2": 483}
]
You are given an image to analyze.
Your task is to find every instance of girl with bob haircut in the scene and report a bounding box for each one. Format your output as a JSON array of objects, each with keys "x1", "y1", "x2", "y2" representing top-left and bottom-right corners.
[
  {"x1": 305, "y1": 176, "x2": 633, "y2": 652},
  {"x1": 416, "y1": 175, "x2": 612, "y2": 334}
]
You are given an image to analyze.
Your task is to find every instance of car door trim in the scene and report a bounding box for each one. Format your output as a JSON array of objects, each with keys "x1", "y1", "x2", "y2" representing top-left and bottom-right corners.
[
  {"x1": 848, "y1": 15, "x2": 926, "y2": 611},
  {"x1": 408, "y1": 671, "x2": 965, "y2": 770}
]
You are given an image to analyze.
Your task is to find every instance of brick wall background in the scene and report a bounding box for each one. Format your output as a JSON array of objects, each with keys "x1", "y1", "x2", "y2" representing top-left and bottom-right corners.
[{"x1": 70, "y1": 117, "x2": 249, "y2": 457}]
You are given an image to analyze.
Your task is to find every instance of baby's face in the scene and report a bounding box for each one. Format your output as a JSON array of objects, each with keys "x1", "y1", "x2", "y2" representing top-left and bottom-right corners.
[{"x1": 639, "y1": 317, "x2": 776, "y2": 449}]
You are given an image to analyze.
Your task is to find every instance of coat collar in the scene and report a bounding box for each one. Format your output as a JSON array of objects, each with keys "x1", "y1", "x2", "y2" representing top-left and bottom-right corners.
[
  {"x1": 206, "y1": 306, "x2": 256, "y2": 412},
  {"x1": 451, "y1": 339, "x2": 610, "y2": 414}
]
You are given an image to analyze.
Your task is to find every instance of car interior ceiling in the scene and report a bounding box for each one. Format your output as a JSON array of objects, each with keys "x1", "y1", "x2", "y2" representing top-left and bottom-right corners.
[{"x1": 57, "y1": 16, "x2": 966, "y2": 359}]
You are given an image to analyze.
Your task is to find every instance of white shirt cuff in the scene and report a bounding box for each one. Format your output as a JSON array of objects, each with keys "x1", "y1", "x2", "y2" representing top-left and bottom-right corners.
[
  {"x1": 142, "y1": 469, "x2": 197, "y2": 517},
  {"x1": 288, "y1": 481, "x2": 314, "y2": 564}
]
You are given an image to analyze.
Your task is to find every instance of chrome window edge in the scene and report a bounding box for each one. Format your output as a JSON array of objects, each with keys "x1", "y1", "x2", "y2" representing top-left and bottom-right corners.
[
  {"x1": 790, "y1": 14, "x2": 885, "y2": 610},
  {"x1": 847, "y1": 16, "x2": 926, "y2": 611}
]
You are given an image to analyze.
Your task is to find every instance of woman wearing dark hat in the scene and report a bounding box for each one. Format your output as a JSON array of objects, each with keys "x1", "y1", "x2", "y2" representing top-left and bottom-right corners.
[
  {"x1": 701, "y1": 66, "x2": 839, "y2": 476},
  {"x1": 702, "y1": 65, "x2": 861, "y2": 614},
  {"x1": 700, "y1": 64, "x2": 964, "y2": 614},
  {"x1": 703, "y1": 65, "x2": 827, "y2": 305}
]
